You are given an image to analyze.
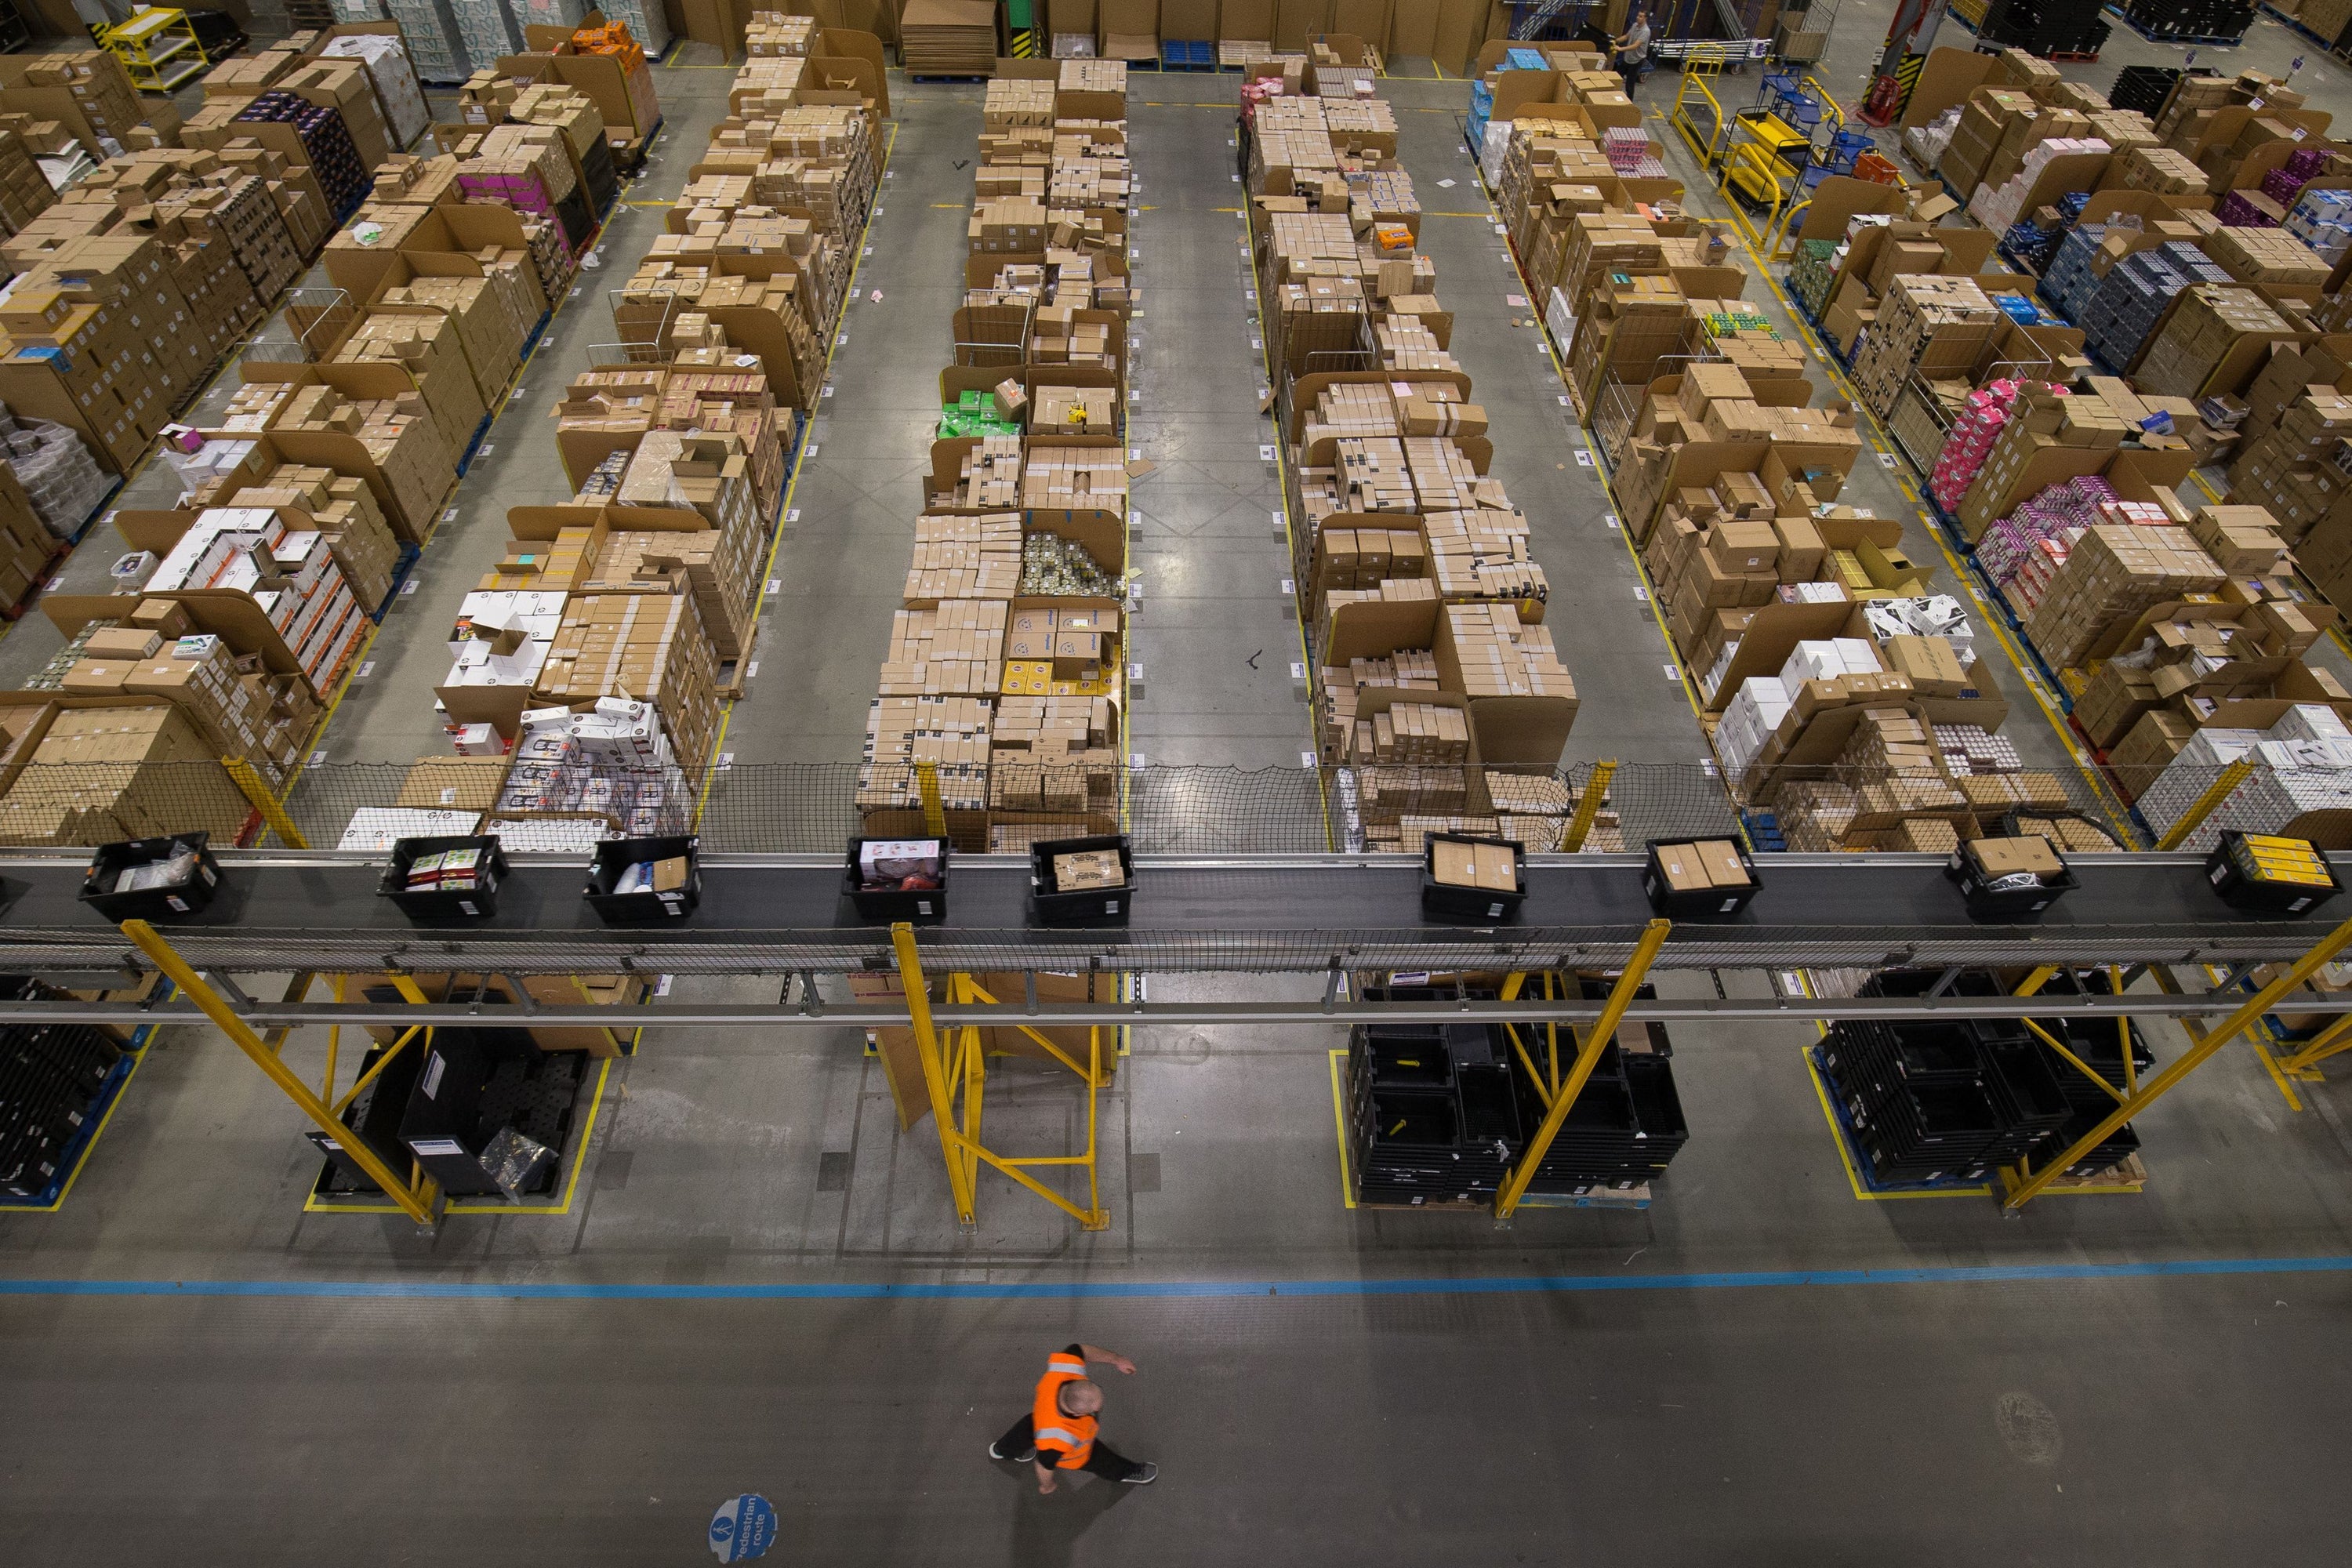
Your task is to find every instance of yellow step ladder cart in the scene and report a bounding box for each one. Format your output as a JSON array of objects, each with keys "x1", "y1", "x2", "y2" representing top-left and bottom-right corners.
[{"x1": 100, "y1": 6, "x2": 210, "y2": 95}]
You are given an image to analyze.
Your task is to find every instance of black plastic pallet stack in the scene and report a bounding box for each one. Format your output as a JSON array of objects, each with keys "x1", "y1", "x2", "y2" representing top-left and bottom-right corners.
[
  {"x1": 1980, "y1": 0, "x2": 2111, "y2": 56},
  {"x1": 2119, "y1": 0, "x2": 2253, "y2": 42},
  {"x1": 0, "y1": 979, "x2": 123, "y2": 1200},
  {"x1": 2022, "y1": 969, "x2": 2151, "y2": 1175},
  {"x1": 1347, "y1": 979, "x2": 1690, "y2": 1205},
  {"x1": 2109, "y1": 64, "x2": 2183, "y2": 118},
  {"x1": 1820, "y1": 1018, "x2": 2069, "y2": 1184},
  {"x1": 1842, "y1": 969, "x2": 2144, "y2": 1181}
]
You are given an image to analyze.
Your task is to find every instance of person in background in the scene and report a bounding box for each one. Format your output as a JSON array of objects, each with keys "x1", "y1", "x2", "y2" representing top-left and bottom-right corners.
[
  {"x1": 989, "y1": 1342, "x2": 1160, "y2": 1491},
  {"x1": 1613, "y1": 7, "x2": 1654, "y2": 95}
]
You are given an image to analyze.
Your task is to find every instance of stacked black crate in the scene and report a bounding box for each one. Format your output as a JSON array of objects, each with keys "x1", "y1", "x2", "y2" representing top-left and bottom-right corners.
[
  {"x1": 1980, "y1": 0, "x2": 2110, "y2": 56},
  {"x1": 2026, "y1": 969, "x2": 2150, "y2": 1174},
  {"x1": 2120, "y1": 0, "x2": 2253, "y2": 41},
  {"x1": 2109, "y1": 65, "x2": 2183, "y2": 118},
  {"x1": 1820, "y1": 1019, "x2": 2019, "y2": 1184},
  {"x1": 1347, "y1": 1023, "x2": 1513, "y2": 1205},
  {"x1": 0, "y1": 979, "x2": 124, "y2": 1200}
]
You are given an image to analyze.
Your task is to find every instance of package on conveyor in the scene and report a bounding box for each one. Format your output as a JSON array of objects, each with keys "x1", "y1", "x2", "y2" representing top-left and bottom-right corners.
[
  {"x1": 490, "y1": 699, "x2": 695, "y2": 847},
  {"x1": 266, "y1": 374, "x2": 458, "y2": 543},
  {"x1": 140, "y1": 504, "x2": 371, "y2": 695},
  {"x1": 535, "y1": 593, "x2": 723, "y2": 776},
  {"x1": 0, "y1": 702, "x2": 253, "y2": 848}
]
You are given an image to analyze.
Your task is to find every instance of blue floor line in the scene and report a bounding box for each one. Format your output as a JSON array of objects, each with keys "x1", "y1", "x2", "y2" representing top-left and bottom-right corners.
[{"x1": 8, "y1": 1255, "x2": 2352, "y2": 1301}]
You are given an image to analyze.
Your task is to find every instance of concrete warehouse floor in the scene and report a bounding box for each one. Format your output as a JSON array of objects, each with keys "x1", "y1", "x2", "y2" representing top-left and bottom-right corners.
[{"x1": 8, "y1": 18, "x2": 2352, "y2": 1565}]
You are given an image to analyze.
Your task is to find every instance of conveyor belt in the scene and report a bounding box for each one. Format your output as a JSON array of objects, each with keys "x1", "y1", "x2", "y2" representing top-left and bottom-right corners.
[{"x1": 0, "y1": 850, "x2": 2342, "y2": 978}]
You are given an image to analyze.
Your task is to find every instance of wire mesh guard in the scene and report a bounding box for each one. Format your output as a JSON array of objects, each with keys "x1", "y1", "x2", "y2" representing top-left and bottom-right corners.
[{"x1": 0, "y1": 753, "x2": 2158, "y2": 861}]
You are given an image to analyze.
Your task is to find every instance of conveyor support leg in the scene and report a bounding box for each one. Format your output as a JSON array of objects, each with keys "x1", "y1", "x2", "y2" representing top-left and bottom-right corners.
[
  {"x1": 1494, "y1": 920, "x2": 1671, "y2": 1219},
  {"x1": 2002, "y1": 913, "x2": 2352, "y2": 1210},
  {"x1": 120, "y1": 919, "x2": 441, "y2": 1225}
]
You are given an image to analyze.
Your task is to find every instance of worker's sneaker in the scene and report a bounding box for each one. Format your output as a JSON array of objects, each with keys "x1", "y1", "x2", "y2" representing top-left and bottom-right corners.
[
  {"x1": 989, "y1": 1441, "x2": 1036, "y2": 1462},
  {"x1": 1121, "y1": 1464, "x2": 1159, "y2": 1484}
]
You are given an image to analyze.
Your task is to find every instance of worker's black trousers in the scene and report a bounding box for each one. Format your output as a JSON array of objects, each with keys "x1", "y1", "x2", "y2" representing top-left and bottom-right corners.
[{"x1": 994, "y1": 1414, "x2": 1145, "y2": 1481}]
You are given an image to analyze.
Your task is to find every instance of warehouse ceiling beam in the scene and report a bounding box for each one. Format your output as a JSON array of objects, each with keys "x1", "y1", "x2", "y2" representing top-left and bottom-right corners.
[{"x1": 2002, "y1": 913, "x2": 2352, "y2": 1210}]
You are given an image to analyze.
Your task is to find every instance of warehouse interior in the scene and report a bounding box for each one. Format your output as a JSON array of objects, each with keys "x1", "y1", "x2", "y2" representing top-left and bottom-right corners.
[{"x1": 4, "y1": 1, "x2": 2352, "y2": 1563}]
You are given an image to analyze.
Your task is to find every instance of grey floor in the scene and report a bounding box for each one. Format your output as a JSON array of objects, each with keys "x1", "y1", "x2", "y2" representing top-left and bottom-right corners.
[{"x1": 11, "y1": 24, "x2": 2352, "y2": 1566}]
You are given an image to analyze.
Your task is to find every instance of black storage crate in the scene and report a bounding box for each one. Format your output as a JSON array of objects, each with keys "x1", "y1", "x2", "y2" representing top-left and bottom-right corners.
[
  {"x1": 80, "y1": 833, "x2": 221, "y2": 920},
  {"x1": 2205, "y1": 830, "x2": 2342, "y2": 917},
  {"x1": 1420, "y1": 833, "x2": 1526, "y2": 922},
  {"x1": 1947, "y1": 839, "x2": 2077, "y2": 921},
  {"x1": 586, "y1": 834, "x2": 702, "y2": 924},
  {"x1": 307, "y1": 1039, "x2": 429, "y2": 1193},
  {"x1": 379, "y1": 834, "x2": 508, "y2": 920},
  {"x1": 1642, "y1": 837, "x2": 1762, "y2": 920},
  {"x1": 844, "y1": 836, "x2": 950, "y2": 922},
  {"x1": 1029, "y1": 833, "x2": 1134, "y2": 926}
]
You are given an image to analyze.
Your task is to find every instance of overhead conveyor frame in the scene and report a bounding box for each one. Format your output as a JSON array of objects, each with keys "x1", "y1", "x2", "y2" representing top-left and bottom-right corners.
[{"x1": 15, "y1": 851, "x2": 2352, "y2": 1225}]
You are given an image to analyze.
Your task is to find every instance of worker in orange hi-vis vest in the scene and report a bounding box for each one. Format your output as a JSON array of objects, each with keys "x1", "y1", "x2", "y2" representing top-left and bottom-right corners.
[{"x1": 989, "y1": 1343, "x2": 1159, "y2": 1491}]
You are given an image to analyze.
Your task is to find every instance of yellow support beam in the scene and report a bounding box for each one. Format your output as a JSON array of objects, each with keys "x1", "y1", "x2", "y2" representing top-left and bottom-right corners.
[
  {"x1": 1495, "y1": 921, "x2": 1671, "y2": 1218},
  {"x1": 2278, "y1": 1010, "x2": 2352, "y2": 1076},
  {"x1": 224, "y1": 756, "x2": 307, "y2": 849},
  {"x1": 915, "y1": 760, "x2": 947, "y2": 838},
  {"x1": 119, "y1": 919, "x2": 439, "y2": 1225},
  {"x1": 2003, "y1": 913, "x2": 2352, "y2": 1209},
  {"x1": 2155, "y1": 758, "x2": 2252, "y2": 851},
  {"x1": 1561, "y1": 760, "x2": 1616, "y2": 853},
  {"x1": 891, "y1": 922, "x2": 976, "y2": 1225}
]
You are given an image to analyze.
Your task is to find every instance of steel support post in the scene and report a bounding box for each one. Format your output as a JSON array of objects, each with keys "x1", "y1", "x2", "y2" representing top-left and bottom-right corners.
[
  {"x1": 2278, "y1": 1010, "x2": 2352, "y2": 1076},
  {"x1": 891, "y1": 922, "x2": 976, "y2": 1225},
  {"x1": 1561, "y1": 760, "x2": 1617, "y2": 853},
  {"x1": 119, "y1": 919, "x2": 441, "y2": 1226},
  {"x1": 2002, "y1": 913, "x2": 2352, "y2": 1210},
  {"x1": 1494, "y1": 920, "x2": 1671, "y2": 1218},
  {"x1": 223, "y1": 756, "x2": 309, "y2": 849},
  {"x1": 2155, "y1": 758, "x2": 2252, "y2": 851}
]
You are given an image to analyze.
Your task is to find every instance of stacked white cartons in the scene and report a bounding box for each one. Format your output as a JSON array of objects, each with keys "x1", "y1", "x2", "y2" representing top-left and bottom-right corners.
[
  {"x1": 601, "y1": 0, "x2": 670, "y2": 51},
  {"x1": 321, "y1": 34, "x2": 433, "y2": 148},
  {"x1": 441, "y1": 588, "x2": 567, "y2": 706},
  {"x1": 1863, "y1": 595, "x2": 1976, "y2": 668},
  {"x1": 1715, "y1": 677, "x2": 1793, "y2": 782},
  {"x1": 1779, "y1": 637, "x2": 1885, "y2": 687},
  {"x1": 2134, "y1": 711, "x2": 2352, "y2": 848}
]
